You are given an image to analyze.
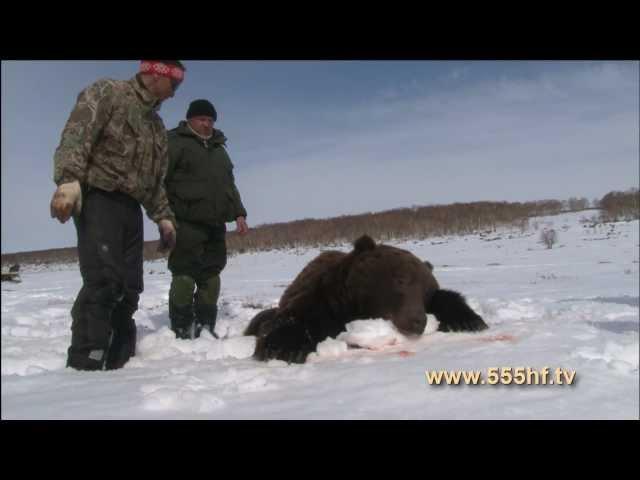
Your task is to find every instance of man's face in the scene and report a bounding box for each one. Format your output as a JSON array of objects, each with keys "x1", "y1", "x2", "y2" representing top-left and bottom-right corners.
[
  {"x1": 154, "y1": 75, "x2": 182, "y2": 101},
  {"x1": 188, "y1": 116, "x2": 214, "y2": 137}
]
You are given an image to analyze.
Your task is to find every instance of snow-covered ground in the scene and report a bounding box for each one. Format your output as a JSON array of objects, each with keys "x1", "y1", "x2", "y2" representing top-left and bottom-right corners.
[{"x1": 2, "y1": 211, "x2": 638, "y2": 419}]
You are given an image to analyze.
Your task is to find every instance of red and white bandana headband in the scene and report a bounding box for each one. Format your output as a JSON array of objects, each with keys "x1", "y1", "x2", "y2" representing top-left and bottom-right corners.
[{"x1": 140, "y1": 61, "x2": 184, "y2": 81}]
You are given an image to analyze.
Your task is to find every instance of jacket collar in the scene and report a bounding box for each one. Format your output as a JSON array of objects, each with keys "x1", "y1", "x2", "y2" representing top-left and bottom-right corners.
[
  {"x1": 187, "y1": 122, "x2": 213, "y2": 141},
  {"x1": 175, "y1": 120, "x2": 227, "y2": 145},
  {"x1": 129, "y1": 74, "x2": 162, "y2": 112}
]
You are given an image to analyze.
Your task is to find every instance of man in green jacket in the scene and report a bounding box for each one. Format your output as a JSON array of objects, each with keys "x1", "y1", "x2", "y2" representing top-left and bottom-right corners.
[
  {"x1": 50, "y1": 60, "x2": 185, "y2": 370},
  {"x1": 165, "y1": 99, "x2": 249, "y2": 339}
]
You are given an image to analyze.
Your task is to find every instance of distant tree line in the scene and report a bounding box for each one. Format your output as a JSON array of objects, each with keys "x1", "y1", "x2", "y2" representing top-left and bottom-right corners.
[
  {"x1": 564, "y1": 197, "x2": 590, "y2": 211},
  {"x1": 2, "y1": 189, "x2": 637, "y2": 267},
  {"x1": 598, "y1": 188, "x2": 639, "y2": 222},
  {"x1": 1, "y1": 246, "x2": 79, "y2": 268},
  {"x1": 224, "y1": 199, "x2": 565, "y2": 254}
]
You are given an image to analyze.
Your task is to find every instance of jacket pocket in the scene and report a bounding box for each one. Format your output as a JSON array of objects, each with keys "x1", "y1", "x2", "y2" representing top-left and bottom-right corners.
[
  {"x1": 169, "y1": 180, "x2": 215, "y2": 223},
  {"x1": 174, "y1": 180, "x2": 209, "y2": 202},
  {"x1": 101, "y1": 133, "x2": 127, "y2": 158},
  {"x1": 100, "y1": 108, "x2": 139, "y2": 171}
]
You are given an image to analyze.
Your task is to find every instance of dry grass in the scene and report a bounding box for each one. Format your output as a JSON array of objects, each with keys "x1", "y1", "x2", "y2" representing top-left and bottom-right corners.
[{"x1": 3, "y1": 190, "x2": 636, "y2": 268}]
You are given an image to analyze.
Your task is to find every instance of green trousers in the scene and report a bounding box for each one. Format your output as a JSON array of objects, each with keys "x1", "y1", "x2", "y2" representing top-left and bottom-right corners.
[
  {"x1": 168, "y1": 221, "x2": 226, "y2": 338},
  {"x1": 168, "y1": 221, "x2": 227, "y2": 281}
]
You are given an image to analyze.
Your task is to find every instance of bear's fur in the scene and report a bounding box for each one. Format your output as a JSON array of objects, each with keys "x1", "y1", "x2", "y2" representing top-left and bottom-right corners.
[{"x1": 245, "y1": 235, "x2": 487, "y2": 363}]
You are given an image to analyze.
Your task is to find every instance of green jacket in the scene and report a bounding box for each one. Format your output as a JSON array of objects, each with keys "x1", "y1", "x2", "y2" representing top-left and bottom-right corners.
[
  {"x1": 53, "y1": 74, "x2": 175, "y2": 225},
  {"x1": 165, "y1": 121, "x2": 247, "y2": 227}
]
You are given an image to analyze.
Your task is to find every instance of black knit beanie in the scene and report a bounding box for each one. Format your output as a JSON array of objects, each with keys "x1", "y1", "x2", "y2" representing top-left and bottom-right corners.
[{"x1": 186, "y1": 99, "x2": 217, "y2": 121}]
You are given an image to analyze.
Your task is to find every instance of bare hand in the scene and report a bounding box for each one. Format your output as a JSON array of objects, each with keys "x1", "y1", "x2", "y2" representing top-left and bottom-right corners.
[
  {"x1": 158, "y1": 219, "x2": 176, "y2": 253},
  {"x1": 236, "y1": 216, "x2": 249, "y2": 235}
]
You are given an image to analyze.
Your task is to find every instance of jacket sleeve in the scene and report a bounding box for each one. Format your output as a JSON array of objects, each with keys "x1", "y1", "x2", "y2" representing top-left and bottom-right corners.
[
  {"x1": 142, "y1": 130, "x2": 176, "y2": 226},
  {"x1": 53, "y1": 80, "x2": 115, "y2": 186},
  {"x1": 229, "y1": 163, "x2": 248, "y2": 220},
  {"x1": 164, "y1": 133, "x2": 181, "y2": 187}
]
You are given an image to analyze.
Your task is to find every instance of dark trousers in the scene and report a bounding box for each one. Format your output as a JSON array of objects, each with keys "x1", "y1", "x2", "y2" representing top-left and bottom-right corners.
[
  {"x1": 168, "y1": 221, "x2": 227, "y2": 282},
  {"x1": 67, "y1": 188, "x2": 143, "y2": 371}
]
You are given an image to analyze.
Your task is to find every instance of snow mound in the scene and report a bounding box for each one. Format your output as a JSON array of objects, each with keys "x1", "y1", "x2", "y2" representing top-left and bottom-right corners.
[
  {"x1": 136, "y1": 327, "x2": 256, "y2": 362},
  {"x1": 573, "y1": 338, "x2": 639, "y2": 373},
  {"x1": 315, "y1": 337, "x2": 349, "y2": 357},
  {"x1": 337, "y1": 319, "x2": 409, "y2": 349},
  {"x1": 141, "y1": 381, "x2": 226, "y2": 413},
  {"x1": 205, "y1": 335, "x2": 257, "y2": 361},
  {"x1": 2, "y1": 352, "x2": 66, "y2": 376}
]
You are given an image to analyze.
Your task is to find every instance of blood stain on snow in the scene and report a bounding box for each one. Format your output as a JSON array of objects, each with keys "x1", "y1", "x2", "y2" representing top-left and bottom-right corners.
[
  {"x1": 477, "y1": 334, "x2": 517, "y2": 343},
  {"x1": 396, "y1": 350, "x2": 415, "y2": 357}
]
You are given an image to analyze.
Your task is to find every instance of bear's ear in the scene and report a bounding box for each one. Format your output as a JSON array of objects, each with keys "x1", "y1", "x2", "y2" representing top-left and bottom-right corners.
[{"x1": 353, "y1": 235, "x2": 376, "y2": 253}]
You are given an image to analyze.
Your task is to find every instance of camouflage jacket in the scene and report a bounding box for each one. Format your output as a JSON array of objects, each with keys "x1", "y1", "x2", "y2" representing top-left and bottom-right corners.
[{"x1": 53, "y1": 74, "x2": 175, "y2": 225}]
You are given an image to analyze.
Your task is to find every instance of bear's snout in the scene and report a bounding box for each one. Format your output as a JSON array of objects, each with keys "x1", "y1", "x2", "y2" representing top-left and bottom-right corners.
[
  {"x1": 411, "y1": 315, "x2": 427, "y2": 333},
  {"x1": 393, "y1": 313, "x2": 427, "y2": 336}
]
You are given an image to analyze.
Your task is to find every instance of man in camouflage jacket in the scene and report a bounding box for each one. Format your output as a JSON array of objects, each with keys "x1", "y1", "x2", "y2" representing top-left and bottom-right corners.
[{"x1": 50, "y1": 60, "x2": 185, "y2": 371}]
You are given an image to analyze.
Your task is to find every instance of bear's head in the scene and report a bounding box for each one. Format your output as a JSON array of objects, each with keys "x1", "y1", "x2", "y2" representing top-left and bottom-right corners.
[{"x1": 342, "y1": 235, "x2": 439, "y2": 336}]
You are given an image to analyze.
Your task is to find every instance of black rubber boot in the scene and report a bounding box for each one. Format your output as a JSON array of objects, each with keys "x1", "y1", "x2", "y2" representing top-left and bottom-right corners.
[
  {"x1": 105, "y1": 302, "x2": 137, "y2": 370},
  {"x1": 195, "y1": 304, "x2": 218, "y2": 339},
  {"x1": 169, "y1": 300, "x2": 195, "y2": 339},
  {"x1": 66, "y1": 347, "x2": 108, "y2": 371},
  {"x1": 66, "y1": 283, "x2": 120, "y2": 372}
]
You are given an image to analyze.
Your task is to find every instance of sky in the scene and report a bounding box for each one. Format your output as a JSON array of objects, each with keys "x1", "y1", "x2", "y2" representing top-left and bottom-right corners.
[{"x1": 1, "y1": 60, "x2": 639, "y2": 254}]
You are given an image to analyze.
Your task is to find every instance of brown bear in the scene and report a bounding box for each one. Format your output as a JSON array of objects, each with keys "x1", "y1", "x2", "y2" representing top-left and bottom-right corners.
[{"x1": 245, "y1": 235, "x2": 488, "y2": 363}]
